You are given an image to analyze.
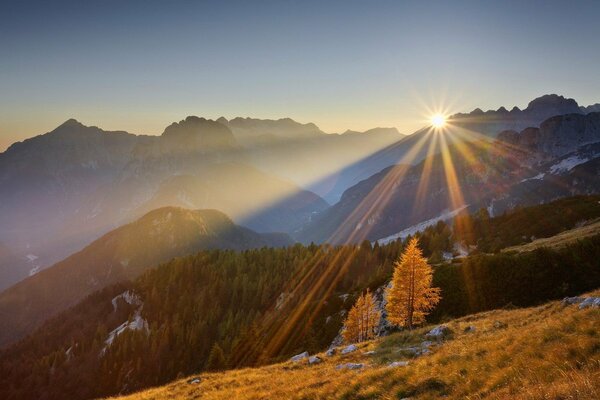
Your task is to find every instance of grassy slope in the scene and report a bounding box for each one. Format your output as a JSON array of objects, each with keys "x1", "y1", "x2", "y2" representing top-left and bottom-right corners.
[
  {"x1": 503, "y1": 218, "x2": 600, "y2": 253},
  {"x1": 111, "y1": 290, "x2": 600, "y2": 400}
]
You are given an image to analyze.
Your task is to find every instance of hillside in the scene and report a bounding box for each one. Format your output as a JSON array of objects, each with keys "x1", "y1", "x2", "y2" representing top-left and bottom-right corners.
[
  {"x1": 0, "y1": 207, "x2": 292, "y2": 348},
  {"x1": 111, "y1": 290, "x2": 600, "y2": 400},
  {"x1": 503, "y1": 218, "x2": 600, "y2": 253},
  {"x1": 1, "y1": 228, "x2": 598, "y2": 400}
]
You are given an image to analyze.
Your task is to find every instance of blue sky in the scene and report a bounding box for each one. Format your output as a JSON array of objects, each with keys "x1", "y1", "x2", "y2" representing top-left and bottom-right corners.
[{"x1": 1, "y1": 0, "x2": 600, "y2": 150}]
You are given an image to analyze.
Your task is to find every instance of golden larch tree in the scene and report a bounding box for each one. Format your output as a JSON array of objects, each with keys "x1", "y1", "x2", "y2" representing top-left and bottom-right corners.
[
  {"x1": 342, "y1": 288, "x2": 381, "y2": 343},
  {"x1": 386, "y1": 237, "x2": 441, "y2": 329}
]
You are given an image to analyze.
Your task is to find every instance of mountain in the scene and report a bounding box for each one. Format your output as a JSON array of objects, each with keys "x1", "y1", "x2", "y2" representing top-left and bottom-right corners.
[
  {"x1": 219, "y1": 117, "x2": 323, "y2": 145},
  {"x1": 0, "y1": 117, "x2": 325, "y2": 287},
  {"x1": 232, "y1": 122, "x2": 406, "y2": 203},
  {"x1": 581, "y1": 103, "x2": 600, "y2": 114},
  {"x1": 316, "y1": 95, "x2": 591, "y2": 203},
  {"x1": 299, "y1": 112, "x2": 600, "y2": 244},
  {"x1": 0, "y1": 207, "x2": 293, "y2": 348}
]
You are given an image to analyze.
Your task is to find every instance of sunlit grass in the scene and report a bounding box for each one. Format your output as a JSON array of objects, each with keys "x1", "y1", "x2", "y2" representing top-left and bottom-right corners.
[{"x1": 111, "y1": 290, "x2": 600, "y2": 400}]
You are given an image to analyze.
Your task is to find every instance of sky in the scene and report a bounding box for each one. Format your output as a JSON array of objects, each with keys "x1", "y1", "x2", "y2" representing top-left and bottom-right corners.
[{"x1": 1, "y1": 0, "x2": 600, "y2": 151}]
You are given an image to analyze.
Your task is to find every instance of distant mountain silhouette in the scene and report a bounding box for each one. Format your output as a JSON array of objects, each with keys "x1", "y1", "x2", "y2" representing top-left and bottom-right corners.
[
  {"x1": 313, "y1": 95, "x2": 595, "y2": 203},
  {"x1": 0, "y1": 118, "x2": 325, "y2": 286}
]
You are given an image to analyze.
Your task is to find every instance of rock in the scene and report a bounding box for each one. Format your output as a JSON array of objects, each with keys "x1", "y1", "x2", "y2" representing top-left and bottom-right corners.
[
  {"x1": 308, "y1": 355, "x2": 322, "y2": 365},
  {"x1": 336, "y1": 363, "x2": 364, "y2": 370},
  {"x1": 187, "y1": 377, "x2": 201, "y2": 384},
  {"x1": 425, "y1": 325, "x2": 453, "y2": 340},
  {"x1": 421, "y1": 341, "x2": 433, "y2": 348},
  {"x1": 341, "y1": 344, "x2": 358, "y2": 354},
  {"x1": 363, "y1": 350, "x2": 376, "y2": 356},
  {"x1": 493, "y1": 321, "x2": 508, "y2": 329},
  {"x1": 463, "y1": 325, "x2": 476, "y2": 333},
  {"x1": 579, "y1": 297, "x2": 600, "y2": 309},
  {"x1": 339, "y1": 293, "x2": 350, "y2": 303},
  {"x1": 290, "y1": 351, "x2": 309, "y2": 362},
  {"x1": 326, "y1": 348, "x2": 337, "y2": 357},
  {"x1": 388, "y1": 361, "x2": 409, "y2": 367},
  {"x1": 562, "y1": 296, "x2": 584, "y2": 306}
]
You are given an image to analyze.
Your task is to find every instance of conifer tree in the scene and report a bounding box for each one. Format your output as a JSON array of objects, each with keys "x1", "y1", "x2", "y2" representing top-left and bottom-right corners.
[
  {"x1": 386, "y1": 237, "x2": 441, "y2": 329},
  {"x1": 205, "y1": 343, "x2": 227, "y2": 371},
  {"x1": 342, "y1": 289, "x2": 381, "y2": 343}
]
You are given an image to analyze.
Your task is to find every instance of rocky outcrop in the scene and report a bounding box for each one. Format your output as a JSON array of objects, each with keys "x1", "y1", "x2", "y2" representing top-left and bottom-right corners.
[
  {"x1": 290, "y1": 351, "x2": 309, "y2": 362},
  {"x1": 425, "y1": 325, "x2": 453, "y2": 340},
  {"x1": 562, "y1": 296, "x2": 600, "y2": 309}
]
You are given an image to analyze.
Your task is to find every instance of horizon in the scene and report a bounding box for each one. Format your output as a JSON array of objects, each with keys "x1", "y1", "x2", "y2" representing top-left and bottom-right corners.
[
  {"x1": 2, "y1": 0, "x2": 600, "y2": 150},
  {"x1": 0, "y1": 92, "x2": 596, "y2": 152}
]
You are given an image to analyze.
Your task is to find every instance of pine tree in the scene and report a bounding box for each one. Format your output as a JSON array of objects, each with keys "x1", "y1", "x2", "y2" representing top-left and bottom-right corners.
[
  {"x1": 386, "y1": 237, "x2": 441, "y2": 329},
  {"x1": 342, "y1": 289, "x2": 381, "y2": 343},
  {"x1": 205, "y1": 343, "x2": 227, "y2": 371}
]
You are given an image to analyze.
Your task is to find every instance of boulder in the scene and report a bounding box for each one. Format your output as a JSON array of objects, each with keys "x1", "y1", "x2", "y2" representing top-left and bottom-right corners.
[
  {"x1": 308, "y1": 355, "x2": 322, "y2": 365},
  {"x1": 187, "y1": 377, "x2": 201, "y2": 384},
  {"x1": 290, "y1": 351, "x2": 309, "y2": 362},
  {"x1": 463, "y1": 325, "x2": 476, "y2": 333},
  {"x1": 363, "y1": 350, "x2": 376, "y2": 356},
  {"x1": 326, "y1": 348, "x2": 337, "y2": 357},
  {"x1": 341, "y1": 344, "x2": 358, "y2": 354},
  {"x1": 425, "y1": 325, "x2": 453, "y2": 340},
  {"x1": 388, "y1": 361, "x2": 409, "y2": 368}
]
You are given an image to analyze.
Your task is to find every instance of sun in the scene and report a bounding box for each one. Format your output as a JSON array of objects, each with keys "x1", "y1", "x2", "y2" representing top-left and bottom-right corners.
[{"x1": 431, "y1": 114, "x2": 446, "y2": 128}]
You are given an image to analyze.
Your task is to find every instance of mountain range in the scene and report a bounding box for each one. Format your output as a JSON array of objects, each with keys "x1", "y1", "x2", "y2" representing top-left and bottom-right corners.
[{"x1": 1, "y1": 94, "x2": 599, "y2": 288}]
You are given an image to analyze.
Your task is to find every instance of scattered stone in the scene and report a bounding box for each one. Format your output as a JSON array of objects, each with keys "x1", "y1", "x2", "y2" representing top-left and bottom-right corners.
[
  {"x1": 363, "y1": 350, "x2": 376, "y2": 356},
  {"x1": 290, "y1": 351, "x2": 309, "y2": 362},
  {"x1": 493, "y1": 321, "x2": 508, "y2": 329},
  {"x1": 336, "y1": 363, "x2": 364, "y2": 370},
  {"x1": 425, "y1": 325, "x2": 453, "y2": 340},
  {"x1": 421, "y1": 341, "x2": 433, "y2": 348},
  {"x1": 339, "y1": 293, "x2": 350, "y2": 303},
  {"x1": 187, "y1": 377, "x2": 201, "y2": 384},
  {"x1": 463, "y1": 325, "x2": 476, "y2": 333},
  {"x1": 308, "y1": 355, "x2": 322, "y2": 365},
  {"x1": 562, "y1": 296, "x2": 584, "y2": 306},
  {"x1": 388, "y1": 361, "x2": 409, "y2": 367},
  {"x1": 579, "y1": 297, "x2": 600, "y2": 309},
  {"x1": 341, "y1": 344, "x2": 358, "y2": 354},
  {"x1": 326, "y1": 348, "x2": 337, "y2": 357}
]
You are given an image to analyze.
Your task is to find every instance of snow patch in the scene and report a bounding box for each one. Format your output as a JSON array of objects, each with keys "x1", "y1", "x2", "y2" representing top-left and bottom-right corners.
[
  {"x1": 25, "y1": 254, "x2": 39, "y2": 262},
  {"x1": 549, "y1": 155, "x2": 589, "y2": 174},
  {"x1": 520, "y1": 172, "x2": 545, "y2": 183},
  {"x1": 376, "y1": 206, "x2": 468, "y2": 245}
]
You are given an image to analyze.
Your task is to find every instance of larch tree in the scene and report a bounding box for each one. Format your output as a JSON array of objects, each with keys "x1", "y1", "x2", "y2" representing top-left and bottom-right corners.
[
  {"x1": 342, "y1": 288, "x2": 381, "y2": 344},
  {"x1": 386, "y1": 237, "x2": 441, "y2": 330}
]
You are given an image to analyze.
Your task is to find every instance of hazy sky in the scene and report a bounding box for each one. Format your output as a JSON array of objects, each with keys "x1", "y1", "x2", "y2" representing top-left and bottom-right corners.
[{"x1": 2, "y1": 0, "x2": 600, "y2": 151}]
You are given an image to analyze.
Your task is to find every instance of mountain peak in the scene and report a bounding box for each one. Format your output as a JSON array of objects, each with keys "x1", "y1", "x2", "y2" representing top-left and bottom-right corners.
[
  {"x1": 161, "y1": 116, "x2": 237, "y2": 150},
  {"x1": 525, "y1": 94, "x2": 580, "y2": 114},
  {"x1": 54, "y1": 118, "x2": 86, "y2": 131}
]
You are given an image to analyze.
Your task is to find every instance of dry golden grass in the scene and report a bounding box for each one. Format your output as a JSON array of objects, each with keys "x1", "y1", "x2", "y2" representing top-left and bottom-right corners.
[
  {"x1": 503, "y1": 219, "x2": 600, "y2": 253},
  {"x1": 111, "y1": 290, "x2": 600, "y2": 400}
]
